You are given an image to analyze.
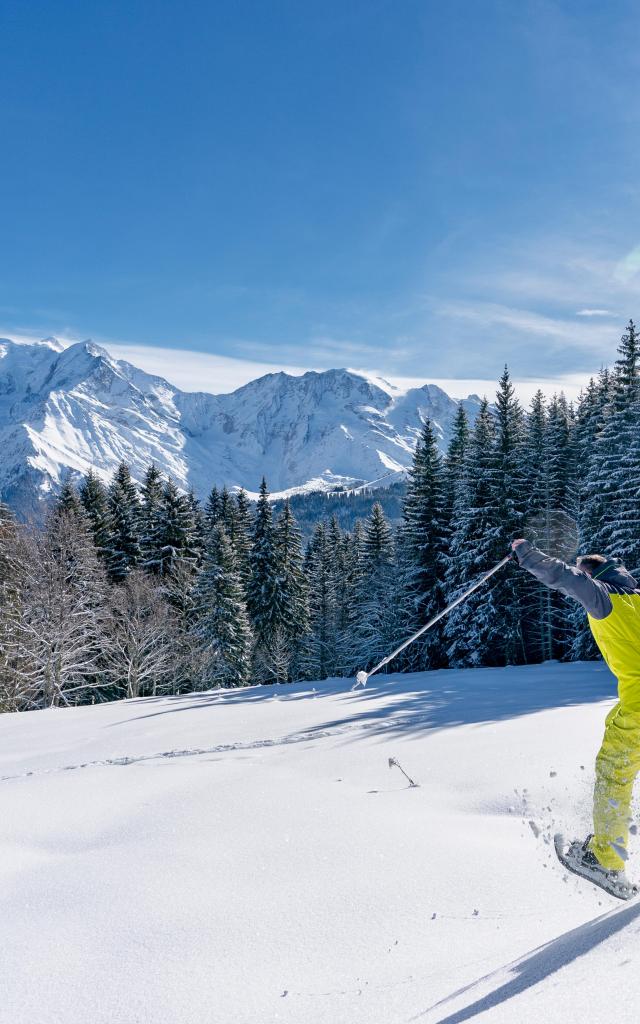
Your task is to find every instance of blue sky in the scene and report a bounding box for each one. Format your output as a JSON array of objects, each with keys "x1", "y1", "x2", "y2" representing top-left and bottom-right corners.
[{"x1": 2, "y1": 0, "x2": 640, "y2": 394}]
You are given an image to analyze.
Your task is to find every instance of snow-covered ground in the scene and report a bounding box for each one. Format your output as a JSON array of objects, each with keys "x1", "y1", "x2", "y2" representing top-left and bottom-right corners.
[{"x1": 3, "y1": 661, "x2": 640, "y2": 1024}]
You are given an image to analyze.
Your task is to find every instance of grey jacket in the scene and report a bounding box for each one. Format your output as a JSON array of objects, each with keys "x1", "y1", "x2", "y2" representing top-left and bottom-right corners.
[{"x1": 514, "y1": 540, "x2": 639, "y2": 620}]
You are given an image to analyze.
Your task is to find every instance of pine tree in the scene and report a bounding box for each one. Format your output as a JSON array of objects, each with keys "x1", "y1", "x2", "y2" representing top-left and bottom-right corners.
[
  {"x1": 156, "y1": 478, "x2": 199, "y2": 577},
  {"x1": 107, "y1": 472, "x2": 142, "y2": 582},
  {"x1": 55, "y1": 478, "x2": 86, "y2": 522},
  {"x1": 272, "y1": 499, "x2": 309, "y2": 680},
  {"x1": 233, "y1": 488, "x2": 253, "y2": 595},
  {"x1": 204, "y1": 486, "x2": 221, "y2": 534},
  {"x1": 327, "y1": 518, "x2": 349, "y2": 675},
  {"x1": 521, "y1": 393, "x2": 575, "y2": 662},
  {"x1": 334, "y1": 521, "x2": 365, "y2": 675},
  {"x1": 399, "y1": 419, "x2": 448, "y2": 670},
  {"x1": 80, "y1": 471, "x2": 112, "y2": 558},
  {"x1": 444, "y1": 403, "x2": 470, "y2": 518},
  {"x1": 188, "y1": 489, "x2": 206, "y2": 567},
  {"x1": 246, "y1": 479, "x2": 284, "y2": 678},
  {"x1": 444, "y1": 399, "x2": 503, "y2": 666},
  {"x1": 490, "y1": 367, "x2": 527, "y2": 664},
  {"x1": 569, "y1": 376, "x2": 609, "y2": 660},
  {"x1": 580, "y1": 367, "x2": 614, "y2": 558},
  {"x1": 219, "y1": 486, "x2": 237, "y2": 540},
  {"x1": 348, "y1": 503, "x2": 398, "y2": 673},
  {"x1": 113, "y1": 462, "x2": 140, "y2": 509},
  {"x1": 193, "y1": 526, "x2": 253, "y2": 687},
  {"x1": 139, "y1": 464, "x2": 165, "y2": 573},
  {"x1": 301, "y1": 521, "x2": 338, "y2": 680},
  {"x1": 593, "y1": 321, "x2": 640, "y2": 570}
]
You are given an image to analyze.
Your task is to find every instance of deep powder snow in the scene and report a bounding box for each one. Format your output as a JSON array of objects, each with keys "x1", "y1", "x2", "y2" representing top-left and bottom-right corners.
[{"x1": 2, "y1": 661, "x2": 640, "y2": 1024}]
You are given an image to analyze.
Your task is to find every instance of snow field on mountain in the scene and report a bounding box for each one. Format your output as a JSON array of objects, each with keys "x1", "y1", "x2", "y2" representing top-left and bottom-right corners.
[
  {"x1": 0, "y1": 338, "x2": 480, "y2": 507},
  {"x1": 2, "y1": 661, "x2": 640, "y2": 1024}
]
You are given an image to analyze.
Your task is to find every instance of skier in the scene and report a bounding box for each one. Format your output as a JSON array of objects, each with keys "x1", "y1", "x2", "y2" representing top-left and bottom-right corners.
[{"x1": 512, "y1": 538, "x2": 640, "y2": 899}]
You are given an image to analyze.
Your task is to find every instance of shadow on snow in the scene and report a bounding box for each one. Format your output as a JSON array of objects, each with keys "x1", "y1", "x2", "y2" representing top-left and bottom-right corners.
[
  {"x1": 111, "y1": 661, "x2": 616, "y2": 743},
  {"x1": 414, "y1": 897, "x2": 640, "y2": 1023}
]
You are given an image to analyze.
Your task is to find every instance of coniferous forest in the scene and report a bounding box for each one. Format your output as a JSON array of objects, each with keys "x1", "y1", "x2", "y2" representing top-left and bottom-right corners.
[{"x1": 2, "y1": 321, "x2": 640, "y2": 713}]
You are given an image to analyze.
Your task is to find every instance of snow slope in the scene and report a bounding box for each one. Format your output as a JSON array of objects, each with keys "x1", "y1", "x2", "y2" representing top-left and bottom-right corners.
[
  {"x1": 0, "y1": 338, "x2": 481, "y2": 512},
  {"x1": 3, "y1": 660, "x2": 640, "y2": 1024}
]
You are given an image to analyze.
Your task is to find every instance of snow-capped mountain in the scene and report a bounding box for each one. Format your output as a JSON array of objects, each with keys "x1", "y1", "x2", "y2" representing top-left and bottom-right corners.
[{"x1": 0, "y1": 337, "x2": 481, "y2": 513}]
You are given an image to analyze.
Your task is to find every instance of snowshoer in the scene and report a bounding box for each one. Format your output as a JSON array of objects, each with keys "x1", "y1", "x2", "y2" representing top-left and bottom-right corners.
[{"x1": 512, "y1": 538, "x2": 640, "y2": 898}]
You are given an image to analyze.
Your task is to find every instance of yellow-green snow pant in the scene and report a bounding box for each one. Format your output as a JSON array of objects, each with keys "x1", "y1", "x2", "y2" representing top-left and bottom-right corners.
[{"x1": 588, "y1": 702, "x2": 640, "y2": 871}]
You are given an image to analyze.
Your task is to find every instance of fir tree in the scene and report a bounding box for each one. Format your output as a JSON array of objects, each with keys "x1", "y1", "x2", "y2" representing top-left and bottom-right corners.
[
  {"x1": 399, "y1": 419, "x2": 448, "y2": 669},
  {"x1": 490, "y1": 367, "x2": 527, "y2": 663},
  {"x1": 301, "y1": 521, "x2": 338, "y2": 680},
  {"x1": 55, "y1": 478, "x2": 85, "y2": 522},
  {"x1": 80, "y1": 471, "x2": 112, "y2": 558},
  {"x1": 568, "y1": 377, "x2": 609, "y2": 660},
  {"x1": 246, "y1": 479, "x2": 284, "y2": 677},
  {"x1": 107, "y1": 473, "x2": 142, "y2": 582},
  {"x1": 219, "y1": 486, "x2": 237, "y2": 540},
  {"x1": 139, "y1": 464, "x2": 165, "y2": 573},
  {"x1": 593, "y1": 321, "x2": 640, "y2": 570},
  {"x1": 580, "y1": 367, "x2": 615, "y2": 558},
  {"x1": 233, "y1": 488, "x2": 253, "y2": 594},
  {"x1": 444, "y1": 403, "x2": 470, "y2": 518},
  {"x1": 156, "y1": 478, "x2": 199, "y2": 577},
  {"x1": 204, "y1": 486, "x2": 221, "y2": 534},
  {"x1": 273, "y1": 499, "x2": 309, "y2": 678},
  {"x1": 193, "y1": 526, "x2": 253, "y2": 687},
  {"x1": 112, "y1": 462, "x2": 140, "y2": 513},
  {"x1": 188, "y1": 489, "x2": 206, "y2": 567},
  {"x1": 444, "y1": 399, "x2": 503, "y2": 666},
  {"x1": 348, "y1": 503, "x2": 398, "y2": 673}
]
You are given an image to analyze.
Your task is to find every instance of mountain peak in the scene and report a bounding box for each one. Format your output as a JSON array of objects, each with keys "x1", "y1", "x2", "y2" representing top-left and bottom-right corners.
[
  {"x1": 0, "y1": 338, "x2": 479, "y2": 514},
  {"x1": 40, "y1": 336, "x2": 67, "y2": 352}
]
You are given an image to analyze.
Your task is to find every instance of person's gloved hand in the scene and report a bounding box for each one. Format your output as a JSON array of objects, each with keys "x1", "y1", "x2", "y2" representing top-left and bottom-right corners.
[{"x1": 511, "y1": 539, "x2": 527, "y2": 552}]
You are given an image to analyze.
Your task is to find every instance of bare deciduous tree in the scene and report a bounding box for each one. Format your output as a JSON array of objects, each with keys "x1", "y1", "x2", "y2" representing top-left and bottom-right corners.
[{"x1": 104, "y1": 571, "x2": 178, "y2": 698}]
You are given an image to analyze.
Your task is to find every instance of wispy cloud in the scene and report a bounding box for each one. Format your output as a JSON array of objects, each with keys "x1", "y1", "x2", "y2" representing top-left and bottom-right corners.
[
  {"x1": 105, "y1": 344, "x2": 311, "y2": 394},
  {"x1": 576, "y1": 309, "x2": 613, "y2": 317},
  {"x1": 437, "y1": 300, "x2": 613, "y2": 351}
]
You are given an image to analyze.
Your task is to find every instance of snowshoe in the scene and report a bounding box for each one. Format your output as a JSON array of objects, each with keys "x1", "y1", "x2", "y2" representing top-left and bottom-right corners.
[{"x1": 554, "y1": 833, "x2": 639, "y2": 901}]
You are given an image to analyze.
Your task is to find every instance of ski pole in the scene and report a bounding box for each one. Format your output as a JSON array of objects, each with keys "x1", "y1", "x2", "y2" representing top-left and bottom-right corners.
[{"x1": 353, "y1": 553, "x2": 513, "y2": 690}]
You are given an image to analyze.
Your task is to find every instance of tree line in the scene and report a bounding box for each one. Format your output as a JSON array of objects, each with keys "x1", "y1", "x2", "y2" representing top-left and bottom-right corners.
[{"x1": 1, "y1": 321, "x2": 639, "y2": 712}]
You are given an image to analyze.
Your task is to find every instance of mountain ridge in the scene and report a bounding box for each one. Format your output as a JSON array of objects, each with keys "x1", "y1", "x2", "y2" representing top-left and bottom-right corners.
[{"x1": 0, "y1": 337, "x2": 481, "y2": 514}]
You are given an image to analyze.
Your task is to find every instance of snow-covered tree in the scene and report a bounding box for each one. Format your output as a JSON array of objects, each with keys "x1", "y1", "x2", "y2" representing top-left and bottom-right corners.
[
  {"x1": 444, "y1": 403, "x2": 470, "y2": 518},
  {"x1": 0, "y1": 507, "x2": 29, "y2": 712},
  {"x1": 193, "y1": 526, "x2": 253, "y2": 688},
  {"x1": 301, "y1": 521, "x2": 338, "y2": 680},
  {"x1": 444, "y1": 399, "x2": 503, "y2": 666},
  {"x1": 105, "y1": 571, "x2": 177, "y2": 698},
  {"x1": 156, "y1": 478, "x2": 199, "y2": 577},
  {"x1": 592, "y1": 321, "x2": 640, "y2": 571},
  {"x1": 10, "y1": 512, "x2": 110, "y2": 707},
  {"x1": 107, "y1": 464, "x2": 142, "y2": 582},
  {"x1": 246, "y1": 479, "x2": 285, "y2": 678},
  {"x1": 204, "y1": 486, "x2": 221, "y2": 533},
  {"x1": 232, "y1": 488, "x2": 253, "y2": 595},
  {"x1": 80, "y1": 471, "x2": 112, "y2": 559},
  {"x1": 347, "y1": 503, "x2": 398, "y2": 674},
  {"x1": 139, "y1": 464, "x2": 165, "y2": 573},
  {"x1": 55, "y1": 478, "x2": 86, "y2": 521},
  {"x1": 399, "y1": 419, "x2": 448, "y2": 670},
  {"x1": 268, "y1": 499, "x2": 308, "y2": 681}
]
